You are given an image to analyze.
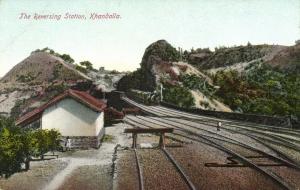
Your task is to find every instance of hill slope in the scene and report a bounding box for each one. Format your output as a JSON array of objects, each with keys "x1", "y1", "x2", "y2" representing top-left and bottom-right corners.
[
  {"x1": 1, "y1": 52, "x2": 89, "y2": 83},
  {"x1": 117, "y1": 40, "x2": 232, "y2": 112},
  {"x1": 118, "y1": 40, "x2": 299, "y2": 117}
]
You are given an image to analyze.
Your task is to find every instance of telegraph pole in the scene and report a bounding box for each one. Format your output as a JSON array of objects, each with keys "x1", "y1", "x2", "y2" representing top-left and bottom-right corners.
[{"x1": 160, "y1": 84, "x2": 163, "y2": 102}]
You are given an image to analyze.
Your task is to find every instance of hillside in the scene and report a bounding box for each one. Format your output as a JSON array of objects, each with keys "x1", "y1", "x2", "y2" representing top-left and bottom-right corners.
[
  {"x1": 117, "y1": 40, "x2": 300, "y2": 118},
  {"x1": 187, "y1": 44, "x2": 287, "y2": 70},
  {"x1": 265, "y1": 43, "x2": 300, "y2": 74},
  {"x1": 117, "y1": 40, "x2": 232, "y2": 112},
  {"x1": 1, "y1": 52, "x2": 90, "y2": 84},
  {"x1": 0, "y1": 49, "x2": 128, "y2": 118}
]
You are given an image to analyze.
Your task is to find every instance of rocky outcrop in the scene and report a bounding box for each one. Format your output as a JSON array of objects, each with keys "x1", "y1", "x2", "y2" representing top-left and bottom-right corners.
[{"x1": 117, "y1": 40, "x2": 180, "y2": 92}]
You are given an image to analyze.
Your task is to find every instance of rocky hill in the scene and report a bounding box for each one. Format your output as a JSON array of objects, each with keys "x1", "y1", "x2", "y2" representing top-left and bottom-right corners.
[
  {"x1": 117, "y1": 40, "x2": 232, "y2": 112},
  {"x1": 0, "y1": 49, "x2": 128, "y2": 118},
  {"x1": 117, "y1": 40, "x2": 300, "y2": 118},
  {"x1": 1, "y1": 52, "x2": 89, "y2": 84}
]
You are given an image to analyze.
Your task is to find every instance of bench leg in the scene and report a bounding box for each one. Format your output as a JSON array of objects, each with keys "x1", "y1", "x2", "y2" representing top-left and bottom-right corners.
[
  {"x1": 159, "y1": 134, "x2": 165, "y2": 149},
  {"x1": 132, "y1": 133, "x2": 137, "y2": 148}
]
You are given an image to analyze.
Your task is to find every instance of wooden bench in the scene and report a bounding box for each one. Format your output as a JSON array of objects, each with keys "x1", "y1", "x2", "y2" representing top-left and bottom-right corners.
[{"x1": 124, "y1": 128, "x2": 174, "y2": 148}]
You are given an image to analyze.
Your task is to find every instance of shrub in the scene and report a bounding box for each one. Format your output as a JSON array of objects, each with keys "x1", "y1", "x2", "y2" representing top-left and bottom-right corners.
[
  {"x1": 0, "y1": 117, "x2": 61, "y2": 177},
  {"x1": 163, "y1": 84, "x2": 195, "y2": 108}
]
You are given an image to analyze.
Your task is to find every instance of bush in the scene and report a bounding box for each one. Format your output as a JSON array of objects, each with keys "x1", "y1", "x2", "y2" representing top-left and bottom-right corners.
[
  {"x1": 180, "y1": 74, "x2": 215, "y2": 96},
  {"x1": 0, "y1": 117, "x2": 61, "y2": 177},
  {"x1": 0, "y1": 127, "x2": 24, "y2": 177},
  {"x1": 213, "y1": 65, "x2": 300, "y2": 117},
  {"x1": 163, "y1": 84, "x2": 195, "y2": 108}
]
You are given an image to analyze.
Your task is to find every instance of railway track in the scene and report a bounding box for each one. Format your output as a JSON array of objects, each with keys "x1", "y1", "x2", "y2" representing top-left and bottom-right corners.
[
  {"x1": 125, "y1": 115, "x2": 300, "y2": 169},
  {"x1": 125, "y1": 115, "x2": 298, "y2": 190},
  {"x1": 133, "y1": 149, "x2": 144, "y2": 190},
  {"x1": 122, "y1": 97, "x2": 300, "y2": 189},
  {"x1": 124, "y1": 118, "x2": 196, "y2": 190},
  {"x1": 122, "y1": 97, "x2": 300, "y2": 164},
  {"x1": 132, "y1": 147, "x2": 196, "y2": 190},
  {"x1": 123, "y1": 97, "x2": 300, "y2": 135},
  {"x1": 152, "y1": 106, "x2": 300, "y2": 138}
]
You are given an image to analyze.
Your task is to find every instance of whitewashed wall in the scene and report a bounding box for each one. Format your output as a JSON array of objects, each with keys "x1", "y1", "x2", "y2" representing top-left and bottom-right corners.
[{"x1": 41, "y1": 98, "x2": 104, "y2": 136}]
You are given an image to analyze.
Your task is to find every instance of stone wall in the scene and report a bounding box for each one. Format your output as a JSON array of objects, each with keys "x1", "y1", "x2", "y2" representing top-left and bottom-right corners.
[
  {"x1": 161, "y1": 102, "x2": 295, "y2": 128},
  {"x1": 61, "y1": 127, "x2": 105, "y2": 149}
]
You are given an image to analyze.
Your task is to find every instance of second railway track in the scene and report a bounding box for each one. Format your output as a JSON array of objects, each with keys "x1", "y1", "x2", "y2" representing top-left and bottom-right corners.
[
  {"x1": 124, "y1": 115, "x2": 300, "y2": 190},
  {"x1": 133, "y1": 148, "x2": 195, "y2": 190}
]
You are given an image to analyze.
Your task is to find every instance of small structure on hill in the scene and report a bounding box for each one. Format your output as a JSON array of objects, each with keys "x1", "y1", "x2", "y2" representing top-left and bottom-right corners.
[{"x1": 16, "y1": 89, "x2": 107, "y2": 149}]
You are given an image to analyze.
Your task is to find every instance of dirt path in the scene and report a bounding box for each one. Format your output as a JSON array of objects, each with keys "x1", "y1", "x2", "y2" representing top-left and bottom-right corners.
[
  {"x1": 43, "y1": 158, "x2": 111, "y2": 190},
  {"x1": 0, "y1": 124, "x2": 129, "y2": 190},
  {"x1": 43, "y1": 124, "x2": 128, "y2": 190}
]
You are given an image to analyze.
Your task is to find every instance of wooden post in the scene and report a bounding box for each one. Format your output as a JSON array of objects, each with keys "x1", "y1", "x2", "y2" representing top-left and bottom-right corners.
[
  {"x1": 159, "y1": 133, "x2": 166, "y2": 148},
  {"x1": 124, "y1": 128, "x2": 173, "y2": 149},
  {"x1": 132, "y1": 133, "x2": 137, "y2": 148}
]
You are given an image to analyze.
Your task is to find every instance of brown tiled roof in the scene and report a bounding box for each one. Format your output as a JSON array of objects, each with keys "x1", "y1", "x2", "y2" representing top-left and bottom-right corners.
[{"x1": 16, "y1": 89, "x2": 106, "y2": 126}]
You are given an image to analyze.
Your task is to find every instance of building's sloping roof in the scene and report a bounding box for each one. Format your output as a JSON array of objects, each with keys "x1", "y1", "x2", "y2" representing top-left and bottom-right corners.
[{"x1": 16, "y1": 89, "x2": 106, "y2": 126}]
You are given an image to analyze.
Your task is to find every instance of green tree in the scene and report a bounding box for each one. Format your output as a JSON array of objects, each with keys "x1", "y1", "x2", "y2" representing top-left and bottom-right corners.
[
  {"x1": 47, "y1": 129, "x2": 61, "y2": 155},
  {"x1": 79, "y1": 61, "x2": 94, "y2": 70},
  {"x1": 31, "y1": 129, "x2": 50, "y2": 160},
  {"x1": 59, "y1": 54, "x2": 75, "y2": 64},
  {"x1": 163, "y1": 84, "x2": 195, "y2": 108}
]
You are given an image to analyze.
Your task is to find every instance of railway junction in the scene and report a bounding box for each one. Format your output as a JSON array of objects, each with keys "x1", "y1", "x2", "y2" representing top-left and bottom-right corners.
[{"x1": 114, "y1": 96, "x2": 300, "y2": 190}]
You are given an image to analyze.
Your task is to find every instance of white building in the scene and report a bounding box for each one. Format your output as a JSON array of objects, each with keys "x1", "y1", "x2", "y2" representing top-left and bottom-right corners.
[{"x1": 16, "y1": 89, "x2": 107, "y2": 149}]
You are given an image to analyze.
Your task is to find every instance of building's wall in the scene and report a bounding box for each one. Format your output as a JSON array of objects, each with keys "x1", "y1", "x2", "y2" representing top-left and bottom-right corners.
[
  {"x1": 61, "y1": 127, "x2": 105, "y2": 149},
  {"x1": 41, "y1": 98, "x2": 104, "y2": 137},
  {"x1": 95, "y1": 112, "x2": 104, "y2": 135}
]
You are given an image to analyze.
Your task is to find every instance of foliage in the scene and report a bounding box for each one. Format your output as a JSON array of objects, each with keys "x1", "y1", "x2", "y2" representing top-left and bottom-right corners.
[
  {"x1": 53, "y1": 64, "x2": 85, "y2": 81},
  {"x1": 31, "y1": 129, "x2": 61, "y2": 159},
  {"x1": 188, "y1": 44, "x2": 270, "y2": 69},
  {"x1": 32, "y1": 47, "x2": 75, "y2": 64},
  {"x1": 117, "y1": 69, "x2": 145, "y2": 91},
  {"x1": 75, "y1": 64, "x2": 88, "y2": 74},
  {"x1": 79, "y1": 61, "x2": 94, "y2": 70},
  {"x1": 59, "y1": 54, "x2": 74, "y2": 64},
  {"x1": 163, "y1": 83, "x2": 195, "y2": 108},
  {"x1": 213, "y1": 65, "x2": 300, "y2": 117},
  {"x1": 180, "y1": 74, "x2": 216, "y2": 96},
  {"x1": 0, "y1": 127, "x2": 24, "y2": 177},
  {"x1": 75, "y1": 61, "x2": 96, "y2": 74},
  {"x1": 127, "y1": 89, "x2": 156, "y2": 105},
  {"x1": 0, "y1": 116, "x2": 61, "y2": 177},
  {"x1": 16, "y1": 73, "x2": 36, "y2": 83}
]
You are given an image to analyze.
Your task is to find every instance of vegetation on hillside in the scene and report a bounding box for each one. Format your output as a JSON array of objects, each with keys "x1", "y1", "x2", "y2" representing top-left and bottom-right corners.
[
  {"x1": 163, "y1": 83, "x2": 195, "y2": 108},
  {"x1": 180, "y1": 74, "x2": 216, "y2": 97},
  {"x1": 117, "y1": 68, "x2": 147, "y2": 91},
  {"x1": 0, "y1": 116, "x2": 61, "y2": 177},
  {"x1": 187, "y1": 44, "x2": 271, "y2": 69},
  {"x1": 32, "y1": 47, "x2": 75, "y2": 64},
  {"x1": 213, "y1": 63, "x2": 300, "y2": 117},
  {"x1": 119, "y1": 39, "x2": 299, "y2": 117},
  {"x1": 52, "y1": 64, "x2": 85, "y2": 81},
  {"x1": 75, "y1": 61, "x2": 96, "y2": 74}
]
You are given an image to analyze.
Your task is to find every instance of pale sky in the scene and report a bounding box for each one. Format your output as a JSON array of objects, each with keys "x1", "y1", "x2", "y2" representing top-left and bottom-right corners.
[{"x1": 0, "y1": 0, "x2": 299, "y2": 77}]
